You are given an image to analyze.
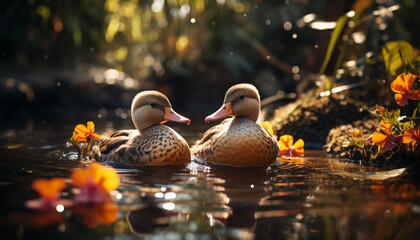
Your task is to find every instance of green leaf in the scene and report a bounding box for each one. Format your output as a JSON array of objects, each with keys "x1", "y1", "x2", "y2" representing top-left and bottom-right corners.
[
  {"x1": 382, "y1": 40, "x2": 414, "y2": 76},
  {"x1": 393, "y1": 109, "x2": 401, "y2": 123},
  {"x1": 319, "y1": 15, "x2": 348, "y2": 75}
]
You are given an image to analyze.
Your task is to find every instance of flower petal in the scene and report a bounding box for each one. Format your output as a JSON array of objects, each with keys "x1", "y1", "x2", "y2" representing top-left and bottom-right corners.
[
  {"x1": 395, "y1": 93, "x2": 408, "y2": 106},
  {"x1": 379, "y1": 120, "x2": 392, "y2": 136},
  {"x1": 293, "y1": 139, "x2": 305, "y2": 156},
  {"x1": 391, "y1": 73, "x2": 407, "y2": 93},
  {"x1": 404, "y1": 73, "x2": 418, "y2": 89},
  {"x1": 89, "y1": 163, "x2": 104, "y2": 185},
  {"x1": 407, "y1": 89, "x2": 420, "y2": 101},
  {"x1": 403, "y1": 128, "x2": 420, "y2": 147},
  {"x1": 75, "y1": 124, "x2": 88, "y2": 134},
  {"x1": 260, "y1": 121, "x2": 274, "y2": 135},
  {"x1": 279, "y1": 135, "x2": 293, "y2": 151},
  {"x1": 71, "y1": 163, "x2": 120, "y2": 203},
  {"x1": 372, "y1": 131, "x2": 388, "y2": 148},
  {"x1": 101, "y1": 166, "x2": 120, "y2": 193},
  {"x1": 382, "y1": 139, "x2": 397, "y2": 152},
  {"x1": 90, "y1": 133, "x2": 101, "y2": 140},
  {"x1": 71, "y1": 168, "x2": 90, "y2": 188},
  {"x1": 32, "y1": 178, "x2": 67, "y2": 201},
  {"x1": 87, "y1": 121, "x2": 95, "y2": 134},
  {"x1": 402, "y1": 129, "x2": 414, "y2": 144}
]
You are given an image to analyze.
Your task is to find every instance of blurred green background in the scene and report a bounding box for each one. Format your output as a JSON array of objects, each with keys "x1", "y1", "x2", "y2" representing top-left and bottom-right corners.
[{"x1": 0, "y1": 0, "x2": 419, "y2": 116}]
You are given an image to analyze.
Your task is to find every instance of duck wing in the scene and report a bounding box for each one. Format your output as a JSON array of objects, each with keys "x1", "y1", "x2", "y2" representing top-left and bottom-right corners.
[
  {"x1": 99, "y1": 129, "x2": 139, "y2": 153},
  {"x1": 110, "y1": 129, "x2": 139, "y2": 138},
  {"x1": 99, "y1": 136, "x2": 130, "y2": 154},
  {"x1": 199, "y1": 118, "x2": 232, "y2": 144}
]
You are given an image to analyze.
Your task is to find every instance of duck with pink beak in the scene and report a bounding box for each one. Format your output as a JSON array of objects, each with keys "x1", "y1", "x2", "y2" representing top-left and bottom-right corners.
[{"x1": 192, "y1": 84, "x2": 279, "y2": 167}]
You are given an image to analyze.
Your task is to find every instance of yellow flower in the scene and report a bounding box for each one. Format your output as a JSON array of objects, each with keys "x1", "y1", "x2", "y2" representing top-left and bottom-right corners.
[
  {"x1": 260, "y1": 121, "x2": 274, "y2": 135},
  {"x1": 73, "y1": 121, "x2": 101, "y2": 142},
  {"x1": 71, "y1": 163, "x2": 120, "y2": 203}
]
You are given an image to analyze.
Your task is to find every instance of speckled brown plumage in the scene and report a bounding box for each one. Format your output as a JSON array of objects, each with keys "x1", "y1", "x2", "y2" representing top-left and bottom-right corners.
[
  {"x1": 91, "y1": 90, "x2": 191, "y2": 165},
  {"x1": 192, "y1": 117, "x2": 278, "y2": 166},
  {"x1": 191, "y1": 83, "x2": 279, "y2": 167},
  {"x1": 95, "y1": 125, "x2": 190, "y2": 165}
]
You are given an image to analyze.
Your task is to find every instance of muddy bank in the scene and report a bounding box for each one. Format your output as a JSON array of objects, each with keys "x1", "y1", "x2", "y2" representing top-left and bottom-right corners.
[{"x1": 270, "y1": 90, "x2": 373, "y2": 149}]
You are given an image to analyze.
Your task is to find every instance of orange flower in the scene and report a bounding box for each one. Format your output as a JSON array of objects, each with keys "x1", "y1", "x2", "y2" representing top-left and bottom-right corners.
[
  {"x1": 32, "y1": 178, "x2": 67, "y2": 202},
  {"x1": 72, "y1": 200, "x2": 119, "y2": 229},
  {"x1": 73, "y1": 121, "x2": 101, "y2": 142},
  {"x1": 403, "y1": 128, "x2": 420, "y2": 147},
  {"x1": 25, "y1": 178, "x2": 71, "y2": 210},
  {"x1": 279, "y1": 135, "x2": 304, "y2": 157},
  {"x1": 390, "y1": 73, "x2": 420, "y2": 106},
  {"x1": 372, "y1": 106, "x2": 386, "y2": 115},
  {"x1": 260, "y1": 121, "x2": 274, "y2": 135},
  {"x1": 353, "y1": 129, "x2": 362, "y2": 137},
  {"x1": 71, "y1": 163, "x2": 120, "y2": 203},
  {"x1": 371, "y1": 120, "x2": 402, "y2": 152}
]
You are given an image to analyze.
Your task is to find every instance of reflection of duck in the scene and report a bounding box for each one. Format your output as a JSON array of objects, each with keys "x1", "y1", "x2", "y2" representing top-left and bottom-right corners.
[
  {"x1": 192, "y1": 84, "x2": 279, "y2": 167},
  {"x1": 93, "y1": 91, "x2": 191, "y2": 165}
]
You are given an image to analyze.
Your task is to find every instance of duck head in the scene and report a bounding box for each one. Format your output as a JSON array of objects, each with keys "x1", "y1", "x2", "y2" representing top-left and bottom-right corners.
[
  {"x1": 131, "y1": 91, "x2": 190, "y2": 132},
  {"x1": 205, "y1": 83, "x2": 260, "y2": 123}
]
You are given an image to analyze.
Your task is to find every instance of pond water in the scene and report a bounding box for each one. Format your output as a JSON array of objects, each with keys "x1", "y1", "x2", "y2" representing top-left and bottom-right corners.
[{"x1": 1, "y1": 114, "x2": 420, "y2": 240}]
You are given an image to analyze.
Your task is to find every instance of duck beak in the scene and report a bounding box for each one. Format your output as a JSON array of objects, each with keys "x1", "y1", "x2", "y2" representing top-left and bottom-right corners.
[
  {"x1": 205, "y1": 102, "x2": 233, "y2": 123},
  {"x1": 164, "y1": 108, "x2": 191, "y2": 125}
]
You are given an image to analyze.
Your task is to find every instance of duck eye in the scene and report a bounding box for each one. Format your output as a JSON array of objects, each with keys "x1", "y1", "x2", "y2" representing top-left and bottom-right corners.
[
  {"x1": 150, "y1": 102, "x2": 157, "y2": 107},
  {"x1": 239, "y1": 95, "x2": 245, "y2": 100}
]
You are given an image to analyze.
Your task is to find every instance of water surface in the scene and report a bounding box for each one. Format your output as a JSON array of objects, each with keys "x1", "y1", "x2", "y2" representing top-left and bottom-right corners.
[{"x1": 1, "y1": 115, "x2": 420, "y2": 239}]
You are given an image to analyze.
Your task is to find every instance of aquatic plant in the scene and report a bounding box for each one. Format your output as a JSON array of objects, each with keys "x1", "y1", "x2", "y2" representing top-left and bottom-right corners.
[
  {"x1": 278, "y1": 135, "x2": 305, "y2": 157},
  {"x1": 71, "y1": 162, "x2": 120, "y2": 203},
  {"x1": 25, "y1": 178, "x2": 71, "y2": 210},
  {"x1": 70, "y1": 121, "x2": 101, "y2": 159}
]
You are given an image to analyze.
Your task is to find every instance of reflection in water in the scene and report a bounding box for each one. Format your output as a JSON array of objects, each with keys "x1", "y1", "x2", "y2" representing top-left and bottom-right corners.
[
  {"x1": 124, "y1": 163, "x2": 254, "y2": 239},
  {"x1": 72, "y1": 200, "x2": 119, "y2": 229},
  {"x1": 1, "y1": 119, "x2": 420, "y2": 239}
]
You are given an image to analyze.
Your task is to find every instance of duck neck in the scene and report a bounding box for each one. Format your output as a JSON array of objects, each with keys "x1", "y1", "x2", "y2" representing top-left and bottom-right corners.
[
  {"x1": 233, "y1": 100, "x2": 260, "y2": 122},
  {"x1": 132, "y1": 110, "x2": 161, "y2": 133}
]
